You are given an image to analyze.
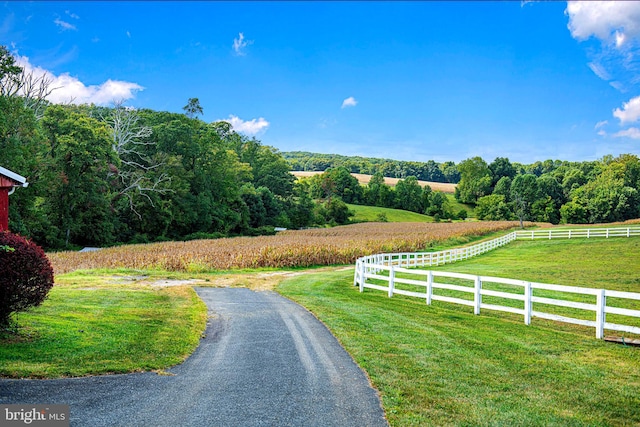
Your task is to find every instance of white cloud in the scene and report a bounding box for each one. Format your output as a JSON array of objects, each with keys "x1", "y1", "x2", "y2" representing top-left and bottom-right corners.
[
  {"x1": 126, "y1": 31, "x2": 131, "y2": 38},
  {"x1": 595, "y1": 120, "x2": 608, "y2": 129},
  {"x1": 613, "y1": 127, "x2": 640, "y2": 139},
  {"x1": 341, "y1": 96, "x2": 357, "y2": 108},
  {"x1": 221, "y1": 115, "x2": 269, "y2": 135},
  {"x1": 65, "y1": 10, "x2": 80, "y2": 20},
  {"x1": 567, "y1": 2, "x2": 640, "y2": 94},
  {"x1": 233, "y1": 32, "x2": 253, "y2": 56},
  {"x1": 613, "y1": 96, "x2": 640, "y2": 124},
  {"x1": 566, "y1": 1, "x2": 640, "y2": 46},
  {"x1": 54, "y1": 18, "x2": 76, "y2": 31},
  {"x1": 588, "y1": 62, "x2": 611, "y2": 80},
  {"x1": 14, "y1": 55, "x2": 143, "y2": 105}
]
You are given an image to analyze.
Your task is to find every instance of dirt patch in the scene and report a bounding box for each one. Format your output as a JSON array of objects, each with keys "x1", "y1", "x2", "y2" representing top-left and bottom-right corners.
[
  {"x1": 150, "y1": 279, "x2": 206, "y2": 288},
  {"x1": 196, "y1": 271, "x2": 312, "y2": 291}
]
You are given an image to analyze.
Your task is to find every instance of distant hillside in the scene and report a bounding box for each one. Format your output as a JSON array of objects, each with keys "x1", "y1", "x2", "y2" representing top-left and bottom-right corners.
[
  {"x1": 291, "y1": 171, "x2": 457, "y2": 193},
  {"x1": 283, "y1": 151, "x2": 460, "y2": 184}
]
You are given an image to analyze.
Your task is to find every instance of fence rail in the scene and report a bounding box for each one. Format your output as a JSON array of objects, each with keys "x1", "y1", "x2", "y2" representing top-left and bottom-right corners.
[
  {"x1": 516, "y1": 227, "x2": 640, "y2": 240},
  {"x1": 353, "y1": 227, "x2": 640, "y2": 339}
]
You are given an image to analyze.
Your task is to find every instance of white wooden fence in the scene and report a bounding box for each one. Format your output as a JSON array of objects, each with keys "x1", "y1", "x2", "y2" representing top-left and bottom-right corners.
[
  {"x1": 353, "y1": 227, "x2": 640, "y2": 339},
  {"x1": 516, "y1": 227, "x2": 640, "y2": 240}
]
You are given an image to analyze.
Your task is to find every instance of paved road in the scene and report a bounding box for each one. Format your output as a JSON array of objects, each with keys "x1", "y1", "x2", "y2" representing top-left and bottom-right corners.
[{"x1": 0, "y1": 288, "x2": 388, "y2": 426}]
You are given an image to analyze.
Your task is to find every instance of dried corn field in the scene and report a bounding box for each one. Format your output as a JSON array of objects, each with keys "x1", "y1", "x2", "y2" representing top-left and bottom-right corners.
[{"x1": 49, "y1": 221, "x2": 528, "y2": 274}]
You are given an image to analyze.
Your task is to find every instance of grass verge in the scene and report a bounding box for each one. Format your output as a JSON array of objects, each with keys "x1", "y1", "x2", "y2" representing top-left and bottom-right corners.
[
  {"x1": 277, "y1": 239, "x2": 640, "y2": 426},
  {"x1": 0, "y1": 273, "x2": 207, "y2": 378}
]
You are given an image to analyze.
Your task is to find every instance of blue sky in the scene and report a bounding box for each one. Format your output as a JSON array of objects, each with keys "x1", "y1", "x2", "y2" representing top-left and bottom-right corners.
[{"x1": 2, "y1": 1, "x2": 640, "y2": 164}]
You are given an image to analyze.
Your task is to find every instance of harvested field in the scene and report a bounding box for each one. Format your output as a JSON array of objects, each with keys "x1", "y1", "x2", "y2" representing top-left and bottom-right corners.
[
  {"x1": 49, "y1": 221, "x2": 527, "y2": 274},
  {"x1": 291, "y1": 171, "x2": 457, "y2": 193}
]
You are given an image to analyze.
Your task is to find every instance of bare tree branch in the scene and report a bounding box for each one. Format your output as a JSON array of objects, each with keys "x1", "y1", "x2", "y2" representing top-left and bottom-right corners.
[
  {"x1": 0, "y1": 54, "x2": 59, "y2": 120},
  {"x1": 105, "y1": 100, "x2": 173, "y2": 218}
]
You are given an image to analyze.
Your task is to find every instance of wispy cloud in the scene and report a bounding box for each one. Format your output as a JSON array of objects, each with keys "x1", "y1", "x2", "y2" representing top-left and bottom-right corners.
[
  {"x1": 594, "y1": 120, "x2": 608, "y2": 136},
  {"x1": 587, "y1": 62, "x2": 611, "y2": 81},
  {"x1": 613, "y1": 127, "x2": 640, "y2": 139},
  {"x1": 14, "y1": 54, "x2": 144, "y2": 105},
  {"x1": 65, "y1": 10, "x2": 80, "y2": 20},
  {"x1": 233, "y1": 32, "x2": 253, "y2": 56},
  {"x1": 341, "y1": 96, "x2": 357, "y2": 109},
  {"x1": 221, "y1": 115, "x2": 269, "y2": 135},
  {"x1": 54, "y1": 17, "x2": 76, "y2": 31}
]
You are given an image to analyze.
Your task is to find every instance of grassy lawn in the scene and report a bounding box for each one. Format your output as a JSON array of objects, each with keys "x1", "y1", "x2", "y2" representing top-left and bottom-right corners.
[
  {"x1": 347, "y1": 204, "x2": 434, "y2": 222},
  {"x1": 429, "y1": 237, "x2": 640, "y2": 294},
  {"x1": 347, "y1": 199, "x2": 475, "y2": 223},
  {"x1": 446, "y1": 193, "x2": 475, "y2": 218},
  {"x1": 277, "y1": 237, "x2": 640, "y2": 426},
  {"x1": 0, "y1": 271, "x2": 207, "y2": 378}
]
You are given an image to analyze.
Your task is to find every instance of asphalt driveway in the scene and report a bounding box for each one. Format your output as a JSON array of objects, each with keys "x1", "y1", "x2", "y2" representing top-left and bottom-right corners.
[{"x1": 0, "y1": 288, "x2": 388, "y2": 426}]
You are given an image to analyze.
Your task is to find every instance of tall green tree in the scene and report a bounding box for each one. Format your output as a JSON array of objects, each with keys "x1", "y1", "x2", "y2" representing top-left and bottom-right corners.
[
  {"x1": 182, "y1": 97, "x2": 203, "y2": 119},
  {"x1": 489, "y1": 157, "x2": 516, "y2": 187},
  {"x1": 364, "y1": 172, "x2": 393, "y2": 207},
  {"x1": 41, "y1": 106, "x2": 117, "y2": 247},
  {"x1": 394, "y1": 176, "x2": 423, "y2": 213},
  {"x1": 455, "y1": 157, "x2": 492, "y2": 204}
]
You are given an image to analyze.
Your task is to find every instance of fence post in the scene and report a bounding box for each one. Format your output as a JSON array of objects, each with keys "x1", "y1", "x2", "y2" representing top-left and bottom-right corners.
[
  {"x1": 606, "y1": 229, "x2": 609, "y2": 238},
  {"x1": 524, "y1": 282, "x2": 532, "y2": 325},
  {"x1": 426, "y1": 271, "x2": 433, "y2": 305},
  {"x1": 587, "y1": 229, "x2": 590, "y2": 239},
  {"x1": 628, "y1": 228, "x2": 631, "y2": 238},
  {"x1": 596, "y1": 289, "x2": 605, "y2": 339},
  {"x1": 474, "y1": 276, "x2": 482, "y2": 315},
  {"x1": 388, "y1": 266, "x2": 395, "y2": 298},
  {"x1": 359, "y1": 261, "x2": 365, "y2": 293},
  {"x1": 568, "y1": 230, "x2": 571, "y2": 239},
  {"x1": 354, "y1": 260, "x2": 359, "y2": 287}
]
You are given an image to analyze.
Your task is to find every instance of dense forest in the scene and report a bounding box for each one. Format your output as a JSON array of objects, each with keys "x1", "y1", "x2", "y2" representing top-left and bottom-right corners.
[
  {"x1": 455, "y1": 155, "x2": 640, "y2": 225},
  {"x1": 2, "y1": 45, "x2": 639, "y2": 250}
]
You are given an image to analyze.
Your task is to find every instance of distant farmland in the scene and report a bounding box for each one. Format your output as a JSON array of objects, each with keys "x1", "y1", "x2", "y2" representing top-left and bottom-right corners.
[{"x1": 291, "y1": 171, "x2": 457, "y2": 194}]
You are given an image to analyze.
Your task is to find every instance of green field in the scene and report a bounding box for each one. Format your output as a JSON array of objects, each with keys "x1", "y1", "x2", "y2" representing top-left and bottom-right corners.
[
  {"x1": 347, "y1": 196, "x2": 474, "y2": 223},
  {"x1": 446, "y1": 193, "x2": 475, "y2": 218},
  {"x1": 347, "y1": 204, "x2": 434, "y2": 222},
  {"x1": 278, "y1": 237, "x2": 640, "y2": 426}
]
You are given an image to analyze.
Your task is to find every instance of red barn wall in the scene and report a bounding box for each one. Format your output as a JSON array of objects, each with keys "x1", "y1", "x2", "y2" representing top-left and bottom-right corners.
[{"x1": 0, "y1": 188, "x2": 8, "y2": 232}]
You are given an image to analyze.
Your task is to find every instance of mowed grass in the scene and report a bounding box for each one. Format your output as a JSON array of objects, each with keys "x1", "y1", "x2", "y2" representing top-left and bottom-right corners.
[
  {"x1": 277, "y1": 237, "x2": 640, "y2": 426},
  {"x1": 347, "y1": 204, "x2": 434, "y2": 222},
  {"x1": 0, "y1": 272, "x2": 207, "y2": 378},
  {"x1": 430, "y1": 237, "x2": 640, "y2": 293},
  {"x1": 346, "y1": 197, "x2": 474, "y2": 222}
]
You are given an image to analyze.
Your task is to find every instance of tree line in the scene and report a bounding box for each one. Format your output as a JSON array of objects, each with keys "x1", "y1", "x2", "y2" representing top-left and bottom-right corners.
[
  {"x1": 298, "y1": 168, "x2": 466, "y2": 221},
  {"x1": 283, "y1": 151, "x2": 461, "y2": 183},
  {"x1": 456, "y1": 155, "x2": 640, "y2": 225}
]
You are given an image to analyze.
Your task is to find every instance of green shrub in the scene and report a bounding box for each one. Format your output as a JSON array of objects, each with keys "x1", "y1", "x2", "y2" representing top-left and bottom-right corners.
[{"x1": 0, "y1": 231, "x2": 54, "y2": 329}]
